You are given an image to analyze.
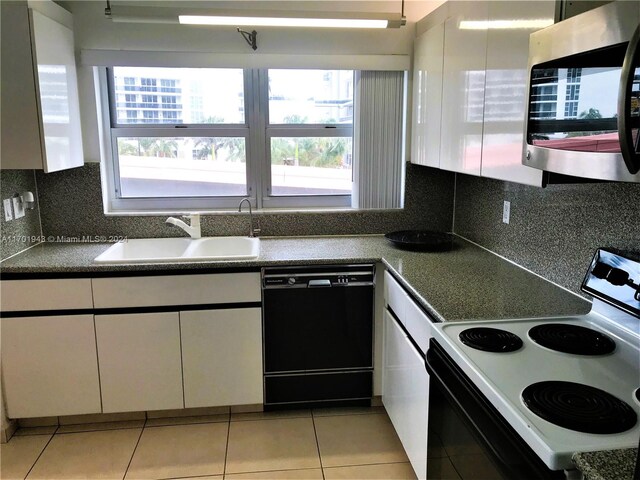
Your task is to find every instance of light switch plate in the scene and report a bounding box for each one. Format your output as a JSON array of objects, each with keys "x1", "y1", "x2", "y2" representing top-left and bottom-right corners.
[
  {"x1": 502, "y1": 200, "x2": 511, "y2": 224},
  {"x1": 3, "y1": 199, "x2": 13, "y2": 221},
  {"x1": 12, "y1": 197, "x2": 25, "y2": 219}
]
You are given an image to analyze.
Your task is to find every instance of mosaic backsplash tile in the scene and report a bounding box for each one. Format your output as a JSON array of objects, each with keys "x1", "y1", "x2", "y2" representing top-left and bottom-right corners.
[
  {"x1": 35, "y1": 163, "x2": 455, "y2": 239},
  {"x1": 453, "y1": 174, "x2": 640, "y2": 295},
  {"x1": 0, "y1": 170, "x2": 42, "y2": 260}
]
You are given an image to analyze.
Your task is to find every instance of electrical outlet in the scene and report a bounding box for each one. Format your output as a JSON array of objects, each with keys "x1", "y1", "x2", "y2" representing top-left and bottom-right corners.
[
  {"x1": 503, "y1": 200, "x2": 511, "y2": 224},
  {"x1": 3, "y1": 199, "x2": 13, "y2": 221},
  {"x1": 12, "y1": 197, "x2": 25, "y2": 219}
]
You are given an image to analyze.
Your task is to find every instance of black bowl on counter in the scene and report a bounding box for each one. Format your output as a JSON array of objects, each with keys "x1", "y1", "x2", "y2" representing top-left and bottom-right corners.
[{"x1": 384, "y1": 230, "x2": 454, "y2": 252}]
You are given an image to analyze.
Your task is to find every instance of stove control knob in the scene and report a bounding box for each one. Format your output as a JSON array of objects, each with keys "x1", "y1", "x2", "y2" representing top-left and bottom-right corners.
[{"x1": 287, "y1": 277, "x2": 296, "y2": 285}]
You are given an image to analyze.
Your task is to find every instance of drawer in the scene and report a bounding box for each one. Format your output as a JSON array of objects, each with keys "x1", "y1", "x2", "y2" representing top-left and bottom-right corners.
[
  {"x1": 0, "y1": 278, "x2": 93, "y2": 312},
  {"x1": 384, "y1": 270, "x2": 432, "y2": 354},
  {"x1": 384, "y1": 271, "x2": 409, "y2": 323},
  {"x1": 404, "y1": 297, "x2": 432, "y2": 354},
  {"x1": 92, "y1": 272, "x2": 260, "y2": 309}
]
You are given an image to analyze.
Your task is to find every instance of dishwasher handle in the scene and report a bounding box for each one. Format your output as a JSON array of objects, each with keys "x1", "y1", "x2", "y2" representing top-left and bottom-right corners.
[{"x1": 308, "y1": 279, "x2": 332, "y2": 287}]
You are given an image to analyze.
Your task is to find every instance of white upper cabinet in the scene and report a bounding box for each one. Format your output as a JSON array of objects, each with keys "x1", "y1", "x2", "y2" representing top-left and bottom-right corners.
[
  {"x1": 1, "y1": 0, "x2": 83, "y2": 172},
  {"x1": 411, "y1": 23, "x2": 445, "y2": 168},
  {"x1": 480, "y1": 1, "x2": 556, "y2": 186},
  {"x1": 413, "y1": 0, "x2": 558, "y2": 186},
  {"x1": 439, "y1": 1, "x2": 489, "y2": 176}
]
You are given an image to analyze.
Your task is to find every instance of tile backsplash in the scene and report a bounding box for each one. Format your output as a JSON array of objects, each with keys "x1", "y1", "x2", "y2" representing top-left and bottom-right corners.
[
  {"x1": 34, "y1": 162, "x2": 455, "y2": 239},
  {"x1": 6, "y1": 159, "x2": 637, "y2": 301},
  {"x1": 453, "y1": 174, "x2": 640, "y2": 295},
  {"x1": 0, "y1": 170, "x2": 42, "y2": 260}
]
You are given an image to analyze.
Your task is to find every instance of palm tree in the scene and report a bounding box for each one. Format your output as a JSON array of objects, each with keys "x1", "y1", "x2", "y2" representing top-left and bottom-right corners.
[
  {"x1": 193, "y1": 137, "x2": 246, "y2": 162},
  {"x1": 118, "y1": 140, "x2": 138, "y2": 156},
  {"x1": 579, "y1": 108, "x2": 602, "y2": 119},
  {"x1": 148, "y1": 138, "x2": 178, "y2": 158}
]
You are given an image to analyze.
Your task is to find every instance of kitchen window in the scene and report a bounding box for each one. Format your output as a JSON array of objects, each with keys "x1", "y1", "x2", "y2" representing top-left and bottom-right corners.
[{"x1": 99, "y1": 66, "x2": 404, "y2": 213}]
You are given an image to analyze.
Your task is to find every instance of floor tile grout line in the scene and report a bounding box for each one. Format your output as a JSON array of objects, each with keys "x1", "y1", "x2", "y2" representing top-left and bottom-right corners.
[
  {"x1": 323, "y1": 460, "x2": 413, "y2": 469},
  {"x1": 22, "y1": 425, "x2": 58, "y2": 479},
  {"x1": 144, "y1": 417, "x2": 229, "y2": 428},
  {"x1": 310, "y1": 410, "x2": 326, "y2": 480},
  {"x1": 122, "y1": 418, "x2": 147, "y2": 480},
  {"x1": 223, "y1": 466, "x2": 324, "y2": 476},
  {"x1": 55, "y1": 425, "x2": 144, "y2": 435},
  {"x1": 222, "y1": 413, "x2": 231, "y2": 477}
]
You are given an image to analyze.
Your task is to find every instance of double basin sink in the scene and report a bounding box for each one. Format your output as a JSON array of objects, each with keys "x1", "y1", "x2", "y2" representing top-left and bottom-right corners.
[{"x1": 94, "y1": 237, "x2": 260, "y2": 264}]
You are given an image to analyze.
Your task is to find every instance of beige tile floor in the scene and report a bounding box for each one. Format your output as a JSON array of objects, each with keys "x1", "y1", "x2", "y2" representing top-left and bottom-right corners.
[{"x1": 1, "y1": 407, "x2": 420, "y2": 480}]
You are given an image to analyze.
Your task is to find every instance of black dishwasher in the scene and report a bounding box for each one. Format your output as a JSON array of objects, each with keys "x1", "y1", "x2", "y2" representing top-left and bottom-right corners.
[{"x1": 262, "y1": 265, "x2": 375, "y2": 409}]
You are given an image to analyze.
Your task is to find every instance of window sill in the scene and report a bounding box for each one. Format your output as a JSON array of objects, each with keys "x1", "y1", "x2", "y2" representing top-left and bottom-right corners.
[{"x1": 102, "y1": 206, "x2": 403, "y2": 217}]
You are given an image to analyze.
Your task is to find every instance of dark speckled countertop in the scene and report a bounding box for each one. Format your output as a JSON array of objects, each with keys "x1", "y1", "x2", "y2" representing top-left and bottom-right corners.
[
  {"x1": 0, "y1": 234, "x2": 590, "y2": 322},
  {"x1": 2, "y1": 234, "x2": 633, "y2": 478},
  {"x1": 573, "y1": 449, "x2": 638, "y2": 480}
]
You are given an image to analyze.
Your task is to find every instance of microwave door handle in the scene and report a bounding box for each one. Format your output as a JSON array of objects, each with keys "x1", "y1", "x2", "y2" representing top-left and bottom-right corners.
[{"x1": 618, "y1": 23, "x2": 640, "y2": 175}]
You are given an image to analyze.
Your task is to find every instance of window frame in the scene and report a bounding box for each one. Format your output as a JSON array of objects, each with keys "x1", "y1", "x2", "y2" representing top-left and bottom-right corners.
[
  {"x1": 99, "y1": 67, "x2": 355, "y2": 214},
  {"x1": 260, "y1": 69, "x2": 353, "y2": 209}
]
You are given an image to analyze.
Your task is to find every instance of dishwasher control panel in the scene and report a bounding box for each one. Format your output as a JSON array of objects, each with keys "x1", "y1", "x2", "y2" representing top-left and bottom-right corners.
[{"x1": 262, "y1": 264, "x2": 375, "y2": 288}]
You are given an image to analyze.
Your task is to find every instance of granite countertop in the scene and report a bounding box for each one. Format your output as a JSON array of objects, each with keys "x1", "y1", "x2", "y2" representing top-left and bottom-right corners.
[
  {"x1": 3, "y1": 234, "x2": 632, "y2": 477},
  {"x1": 573, "y1": 449, "x2": 638, "y2": 480},
  {"x1": 0, "y1": 234, "x2": 590, "y2": 322}
]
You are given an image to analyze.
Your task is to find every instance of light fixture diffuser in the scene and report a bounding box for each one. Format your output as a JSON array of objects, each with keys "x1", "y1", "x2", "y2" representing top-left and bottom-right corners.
[
  {"x1": 459, "y1": 19, "x2": 554, "y2": 30},
  {"x1": 179, "y1": 15, "x2": 389, "y2": 29}
]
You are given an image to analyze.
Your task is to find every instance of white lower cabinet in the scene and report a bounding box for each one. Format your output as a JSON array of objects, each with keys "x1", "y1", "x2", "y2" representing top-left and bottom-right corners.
[
  {"x1": 95, "y1": 312, "x2": 184, "y2": 413},
  {"x1": 1, "y1": 315, "x2": 101, "y2": 418},
  {"x1": 383, "y1": 310, "x2": 430, "y2": 480},
  {"x1": 180, "y1": 308, "x2": 263, "y2": 408}
]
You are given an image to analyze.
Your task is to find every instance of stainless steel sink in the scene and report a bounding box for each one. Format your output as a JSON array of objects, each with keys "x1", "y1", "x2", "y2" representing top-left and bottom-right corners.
[{"x1": 93, "y1": 237, "x2": 260, "y2": 264}]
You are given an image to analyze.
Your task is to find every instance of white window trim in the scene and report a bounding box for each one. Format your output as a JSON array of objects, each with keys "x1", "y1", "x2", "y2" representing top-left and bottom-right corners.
[{"x1": 97, "y1": 67, "x2": 354, "y2": 214}]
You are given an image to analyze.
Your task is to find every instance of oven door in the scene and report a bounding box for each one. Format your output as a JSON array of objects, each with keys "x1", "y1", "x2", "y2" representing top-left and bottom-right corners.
[{"x1": 426, "y1": 339, "x2": 565, "y2": 480}]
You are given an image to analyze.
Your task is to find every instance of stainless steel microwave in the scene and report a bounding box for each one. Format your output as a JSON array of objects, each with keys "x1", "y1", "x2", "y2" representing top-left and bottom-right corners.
[{"x1": 523, "y1": 1, "x2": 640, "y2": 183}]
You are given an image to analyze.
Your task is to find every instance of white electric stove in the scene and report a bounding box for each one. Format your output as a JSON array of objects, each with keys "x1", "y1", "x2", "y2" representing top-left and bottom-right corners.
[{"x1": 429, "y1": 248, "x2": 640, "y2": 474}]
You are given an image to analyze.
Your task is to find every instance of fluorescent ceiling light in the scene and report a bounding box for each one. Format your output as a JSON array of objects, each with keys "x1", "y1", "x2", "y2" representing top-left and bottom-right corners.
[
  {"x1": 179, "y1": 15, "x2": 389, "y2": 29},
  {"x1": 459, "y1": 19, "x2": 554, "y2": 30}
]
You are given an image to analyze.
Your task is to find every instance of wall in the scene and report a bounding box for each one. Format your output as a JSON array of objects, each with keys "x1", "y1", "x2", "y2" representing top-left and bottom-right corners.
[
  {"x1": 0, "y1": 171, "x2": 43, "y2": 261},
  {"x1": 61, "y1": 0, "x2": 425, "y2": 163},
  {"x1": 35, "y1": 162, "x2": 454, "y2": 239},
  {"x1": 453, "y1": 174, "x2": 640, "y2": 295}
]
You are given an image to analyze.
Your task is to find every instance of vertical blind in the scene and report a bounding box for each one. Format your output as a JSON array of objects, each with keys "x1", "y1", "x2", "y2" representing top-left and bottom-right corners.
[{"x1": 353, "y1": 70, "x2": 406, "y2": 209}]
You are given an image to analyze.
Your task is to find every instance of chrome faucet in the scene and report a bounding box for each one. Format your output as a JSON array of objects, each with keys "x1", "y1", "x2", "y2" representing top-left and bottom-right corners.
[
  {"x1": 165, "y1": 213, "x2": 201, "y2": 238},
  {"x1": 238, "y1": 198, "x2": 258, "y2": 237}
]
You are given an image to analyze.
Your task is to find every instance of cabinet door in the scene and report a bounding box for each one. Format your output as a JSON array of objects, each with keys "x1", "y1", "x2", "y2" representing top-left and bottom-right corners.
[
  {"x1": 95, "y1": 312, "x2": 184, "y2": 413},
  {"x1": 411, "y1": 23, "x2": 445, "y2": 168},
  {"x1": 439, "y1": 1, "x2": 489, "y2": 175},
  {"x1": 181, "y1": 308, "x2": 263, "y2": 408},
  {"x1": 382, "y1": 311, "x2": 429, "y2": 480},
  {"x1": 0, "y1": 1, "x2": 43, "y2": 169},
  {"x1": 383, "y1": 311, "x2": 408, "y2": 443},
  {"x1": 480, "y1": 1, "x2": 555, "y2": 186},
  {"x1": 30, "y1": 8, "x2": 84, "y2": 172},
  {"x1": 1, "y1": 315, "x2": 101, "y2": 418},
  {"x1": 0, "y1": 1, "x2": 83, "y2": 172}
]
